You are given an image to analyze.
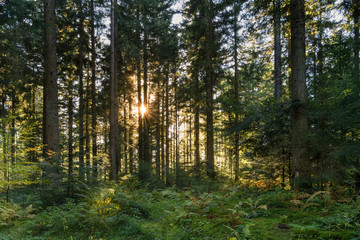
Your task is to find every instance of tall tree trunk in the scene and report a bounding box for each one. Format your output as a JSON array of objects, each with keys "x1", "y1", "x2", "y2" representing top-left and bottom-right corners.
[
  {"x1": 78, "y1": 0, "x2": 85, "y2": 181},
  {"x1": 110, "y1": 0, "x2": 119, "y2": 181},
  {"x1": 354, "y1": 0, "x2": 359, "y2": 84},
  {"x1": 85, "y1": 80, "x2": 91, "y2": 180},
  {"x1": 140, "y1": 28, "x2": 151, "y2": 180},
  {"x1": 274, "y1": 0, "x2": 284, "y2": 183},
  {"x1": 123, "y1": 93, "x2": 128, "y2": 174},
  {"x1": 205, "y1": 0, "x2": 215, "y2": 178},
  {"x1": 156, "y1": 78, "x2": 161, "y2": 178},
  {"x1": 165, "y1": 67, "x2": 170, "y2": 185},
  {"x1": 161, "y1": 80, "x2": 165, "y2": 181},
  {"x1": 194, "y1": 45, "x2": 200, "y2": 177},
  {"x1": 137, "y1": 6, "x2": 143, "y2": 177},
  {"x1": 10, "y1": 95, "x2": 16, "y2": 164},
  {"x1": 91, "y1": 0, "x2": 98, "y2": 181},
  {"x1": 68, "y1": 81, "x2": 73, "y2": 194},
  {"x1": 274, "y1": 0, "x2": 282, "y2": 100},
  {"x1": 290, "y1": 0, "x2": 309, "y2": 190},
  {"x1": 175, "y1": 77, "x2": 180, "y2": 185},
  {"x1": 128, "y1": 91, "x2": 134, "y2": 174},
  {"x1": 233, "y1": 1, "x2": 240, "y2": 181},
  {"x1": 2, "y1": 96, "x2": 9, "y2": 202},
  {"x1": 43, "y1": 0, "x2": 61, "y2": 183}
]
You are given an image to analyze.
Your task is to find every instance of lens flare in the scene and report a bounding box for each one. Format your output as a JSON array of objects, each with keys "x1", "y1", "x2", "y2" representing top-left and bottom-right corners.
[{"x1": 140, "y1": 104, "x2": 146, "y2": 117}]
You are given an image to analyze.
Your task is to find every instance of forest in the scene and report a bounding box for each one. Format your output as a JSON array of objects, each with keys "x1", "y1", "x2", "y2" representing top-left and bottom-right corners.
[{"x1": 0, "y1": 0, "x2": 360, "y2": 239}]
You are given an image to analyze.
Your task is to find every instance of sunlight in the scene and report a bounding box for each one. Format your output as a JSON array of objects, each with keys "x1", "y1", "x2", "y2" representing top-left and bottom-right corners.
[{"x1": 140, "y1": 104, "x2": 147, "y2": 117}]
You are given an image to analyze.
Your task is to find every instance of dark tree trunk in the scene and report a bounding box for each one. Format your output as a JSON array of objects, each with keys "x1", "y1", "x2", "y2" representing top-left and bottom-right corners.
[
  {"x1": 128, "y1": 90, "x2": 134, "y2": 174},
  {"x1": 174, "y1": 77, "x2": 180, "y2": 185},
  {"x1": 165, "y1": 67, "x2": 170, "y2": 185},
  {"x1": 194, "y1": 49, "x2": 200, "y2": 177},
  {"x1": 274, "y1": 0, "x2": 282, "y2": 100},
  {"x1": 290, "y1": 0, "x2": 309, "y2": 190},
  {"x1": 205, "y1": 0, "x2": 215, "y2": 178},
  {"x1": 156, "y1": 78, "x2": 161, "y2": 178},
  {"x1": 10, "y1": 95, "x2": 15, "y2": 164},
  {"x1": 2, "y1": 96, "x2": 9, "y2": 202},
  {"x1": 110, "y1": 0, "x2": 119, "y2": 181},
  {"x1": 233, "y1": 1, "x2": 240, "y2": 181},
  {"x1": 43, "y1": 0, "x2": 61, "y2": 182},
  {"x1": 85, "y1": 80, "x2": 91, "y2": 180},
  {"x1": 68, "y1": 81, "x2": 73, "y2": 194},
  {"x1": 161, "y1": 80, "x2": 165, "y2": 181},
  {"x1": 139, "y1": 29, "x2": 151, "y2": 181},
  {"x1": 123, "y1": 93, "x2": 128, "y2": 174},
  {"x1": 78, "y1": 0, "x2": 85, "y2": 181},
  {"x1": 354, "y1": 0, "x2": 359, "y2": 84},
  {"x1": 137, "y1": 6, "x2": 143, "y2": 177},
  {"x1": 91, "y1": 0, "x2": 98, "y2": 181}
]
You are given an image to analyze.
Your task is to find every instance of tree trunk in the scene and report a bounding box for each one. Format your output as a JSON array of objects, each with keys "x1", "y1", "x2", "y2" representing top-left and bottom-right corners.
[
  {"x1": 274, "y1": 0, "x2": 282, "y2": 100},
  {"x1": 123, "y1": 93, "x2": 128, "y2": 174},
  {"x1": 91, "y1": 0, "x2": 98, "y2": 181},
  {"x1": 10, "y1": 95, "x2": 16, "y2": 164},
  {"x1": 205, "y1": 0, "x2": 215, "y2": 178},
  {"x1": 175, "y1": 76, "x2": 180, "y2": 185},
  {"x1": 194, "y1": 45, "x2": 200, "y2": 177},
  {"x1": 78, "y1": 0, "x2": 85, "y2": 181},
  {"x1": 128, "y1": 90, "x2": 134, "y2": 174},
  {"x1": 85, "y1": 80, "x2": 91, "y2": 180},
  {"x1": 290, "y1": 0, "x2": 309, "y2": 190},
  {"x1": 139, "y1": 28, "x2": 151, "y2": 181},
  {"x1": 156, "y1": 77, "x2": 161, "y2": 178},
  {"x1": 233, "y1": 1, "x2": 240, "y2": 181},
  {"x1": 43, "y1": 0, "x2": 61, "y2": 183},
  {"x1": 110, "y1": 0, "x2": 119, "y2": 181},
  {"x1": 137, "y1": 6, "x2": 143, "y2": 177},
  {"x1": 68, "y1": 81, "x2": 73, "y2": 194},
  {"x1": 354, "y1": 0, "x2": 359, "y2": 84},
  {"x1": 165, "y1": 67, "x2": 170, "y2": 185},
  {"x1": 161, "y1": 80, "x2": 165, "y2": 181},
  {"x1": 2, "y1": 96, "x2": 9, "y2": 202}
]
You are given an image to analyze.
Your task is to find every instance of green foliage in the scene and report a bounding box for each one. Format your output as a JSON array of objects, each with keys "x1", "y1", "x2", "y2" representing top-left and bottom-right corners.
[
  {"x1": 2, "y1": 181, "x2": 360, "y2": 239},
  {"x1": 0, "y1": 202, "x2": 34, "y2": 227}
]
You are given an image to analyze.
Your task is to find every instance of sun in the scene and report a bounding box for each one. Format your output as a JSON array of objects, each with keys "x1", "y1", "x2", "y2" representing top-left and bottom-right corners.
[{"x1": 140, "y1": 104, "x2": 147, "y2": 117}]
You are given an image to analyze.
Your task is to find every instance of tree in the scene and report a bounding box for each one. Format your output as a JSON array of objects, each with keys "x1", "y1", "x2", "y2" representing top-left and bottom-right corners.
[
  {"x1": 233, "y1": 0, "x2": 241, "y2": 181},
  {"x1": 290, "y1": 0, "x2": 309, "y2": 190},
  {"x1": 110, "y1": 0, "x2": 119, "y2": 181},
  {"x1": 274, "y1": 0, "x2": 282, "y2": 100},
  {"x1": 91, "y1": 0, "x2": 98, "y2": 180},
  {"x1": 43, "y1": 0, "x2": 61, "y2": 183}
]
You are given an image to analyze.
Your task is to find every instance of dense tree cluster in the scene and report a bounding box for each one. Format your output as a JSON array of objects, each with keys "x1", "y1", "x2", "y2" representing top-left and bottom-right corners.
[{"x1": 0, "y1": 0, "x2": 359, "y2": 202}]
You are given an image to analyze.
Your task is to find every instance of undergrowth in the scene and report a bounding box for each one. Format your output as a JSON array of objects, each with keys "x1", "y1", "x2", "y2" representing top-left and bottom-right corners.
[{"x1": 0, "y1": 179, "x2": 359, "y2": 240}]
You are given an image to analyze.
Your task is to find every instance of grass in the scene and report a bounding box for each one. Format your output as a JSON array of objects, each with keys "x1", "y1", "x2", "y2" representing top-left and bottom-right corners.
[{"x1": 0, "y1": 179, "x2": 360, "y2": 239}]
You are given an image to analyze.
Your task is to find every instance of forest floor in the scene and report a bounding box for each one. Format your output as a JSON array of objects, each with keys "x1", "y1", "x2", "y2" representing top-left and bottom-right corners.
[{"x1": 0, "y1": 178, "x2": 359, "y2": 240}]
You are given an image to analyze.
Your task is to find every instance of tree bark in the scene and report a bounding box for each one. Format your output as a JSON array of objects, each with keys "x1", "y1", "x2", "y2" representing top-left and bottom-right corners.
[
  {"x1": 128, "y1": 92, "x2": 134, "y2": 174},
  {"x1": 139, "y1": 28, "x2": 151, "y2": 181},
  {"x1": 110, "y1": 0, "x2": 119, "y2": 181},
  {"x1": 10, "y1": 95, "x2": 16, "y2": 164},
  {"x1": 156, "y1": 77, "x2": 161, "y2": 178},
  {"x1": 85, "y1": 80, "x2": 91, "y2": 180},
  {"x1": 68, "y1": 81, "x2": 73, "y2": 194},
  {"x1": 205, "y1": 0, "x2": 215, "y2": 178},
  {"x1": 233, "y1": 1, "x2": 240, "y2": 181},
  {"x1": 274, "y1": 0, "x2": 282, "y2": 100},
  {"x1": 43, "y1": 0, "x2": 61, "y2": 182},
  {"x1": 194, "y1": 43, "x2": 200, "y2": 177},
  {"x1": 165, "y1": 67, "x2": 170, "y2": 185},
  {"x1": 78, "y1": 0, "x2": 85, "y2": 181},
  {"x1": 354, "y1": 0, "x2": 359, "y2": 84},
  {"x1": 290, "y1": 0, "x2": 309, "y2": 190},
  {"x1": 91, "y1": 0, "x2": 98, "y2": 181}
]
